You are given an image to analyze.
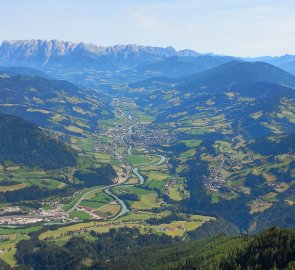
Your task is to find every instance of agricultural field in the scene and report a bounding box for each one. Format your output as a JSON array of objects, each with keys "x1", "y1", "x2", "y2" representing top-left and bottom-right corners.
[
  {"x1": 0, "y1": 165, "x2": 70, "y2": 195},
  {"x1": 126, "y1": 154, "x2": 160, "y2": 166},
  {"x1": 39, "y1": 212, "x2": 214, "y2": 243},
  {"x1": 0, "y1": 234, "x2": 29, "y2": 266},
  {"x1": 0, "y1": 226, "x2": 43, "y2": 266},
  {"x1": 131, "y1": 193, "x2": 162, "y2": 210},
  {"x1": 80, "y1": 191, "x2": 114, "y2": 209},
  {"x1": 69, "y1": 210, "x2": 92, "y2": 220}
]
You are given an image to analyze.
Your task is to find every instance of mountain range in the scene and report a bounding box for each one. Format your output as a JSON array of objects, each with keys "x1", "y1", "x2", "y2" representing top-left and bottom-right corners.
[
  {"x1": 249, "y1": 54, "x2": 295, "y2": 75},
  {"x1": 0, "y1": 40, "x2": 200, "y2": 70},
  {"x1": 0, "y1": 39, "x2": 295, "y2": 76}
]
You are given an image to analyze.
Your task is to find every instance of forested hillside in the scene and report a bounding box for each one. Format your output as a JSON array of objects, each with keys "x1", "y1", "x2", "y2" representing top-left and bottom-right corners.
[
  {"x1": 0, "y1": 113, "x2": 77, "y2": 169},
  {"x1": 2, "y1": 227, "x2": 293, "y2": 270}
]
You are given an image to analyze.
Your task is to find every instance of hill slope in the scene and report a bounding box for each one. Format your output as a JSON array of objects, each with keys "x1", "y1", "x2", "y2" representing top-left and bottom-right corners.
[
  {"x1": 0, "y1": 73, "x2": 113, "y2": 136},
  {"x1": 96, "y1": 227, "x2": 295, "y2": 270},
  {"x1": 0, "y1": 113, "x2": 77, "y2": 169},
  {"x1": 131, "y1": 61, "x2": 295, "y2": 89},
  {"x1": 0, "y1": 66, "x2": 48, "y2": 78},
  {"x1": 134, "y1": 55, "x2": 235, "y2": 78},
  {"x1": 249, "y1": 54, "x2": 295, "y2": 75},
  {"x1": 130, "y1": 61, "x2": 295, "y2": 138}
]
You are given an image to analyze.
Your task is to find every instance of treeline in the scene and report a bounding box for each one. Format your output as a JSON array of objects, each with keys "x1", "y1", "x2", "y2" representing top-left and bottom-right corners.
[
  {"x1": 0, "y1": 186, "x2": 75, "y2": 203},
  {"x1": 146, "y1": 213, "x2": 182, "y2": 225},
  {"x1": 187, "y1": 218, "x2": 240, "y2": 240},
  {"x1": 117, "y1": 193, "x2": 140, "y2": 201},
  {"x1": 0, "y1": 113, "x2": 77, "y2": 169}
]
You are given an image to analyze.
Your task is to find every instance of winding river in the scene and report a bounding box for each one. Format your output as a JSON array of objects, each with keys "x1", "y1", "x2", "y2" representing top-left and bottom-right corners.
[
  {"x1": 105, "y1": 113, "x2": 166, "y2": 219},
  {"x1": 67, "y1": 111, "x2": 166, "y2": 222},
  {"x1": 104, "y1": 188, "x2": 129, "y2": 219}
]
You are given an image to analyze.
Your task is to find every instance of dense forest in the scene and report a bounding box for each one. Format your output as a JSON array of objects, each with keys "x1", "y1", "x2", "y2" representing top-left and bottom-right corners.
[
  {"x1": 0, "y1": 113, "x2": 77, "y2": 169},
  {"x1": 220, "y1": 227, "x2": 295, "y2": 270},
  {"x1": 74, "y1": 165, "x2": 117, "y2": 187},
  {"x1": 249, "y1": 133, "x2": 295, "y2": 156}
]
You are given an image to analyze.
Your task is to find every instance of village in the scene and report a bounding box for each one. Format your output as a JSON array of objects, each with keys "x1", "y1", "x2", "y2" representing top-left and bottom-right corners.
[
  {"x1": 204, "y1": 154, "x2": 243, "y2": 193},
  {"x1": 125, "y1": 124, "x2": 176, "y2": 150}
]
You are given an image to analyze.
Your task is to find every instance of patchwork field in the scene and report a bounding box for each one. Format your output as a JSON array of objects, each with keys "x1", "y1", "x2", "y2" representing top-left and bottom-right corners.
[{"x1": 39, "y1": 213, "x2": 214, "y2": 241}]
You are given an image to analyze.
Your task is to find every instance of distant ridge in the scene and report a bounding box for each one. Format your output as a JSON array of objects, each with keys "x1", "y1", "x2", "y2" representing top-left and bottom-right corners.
[
  {"x1": 1, "y1": 39, "x2": 294, "y2": 75},
  {"x1": 0, "y1": 39, "x2": 200, "y2": 69}
]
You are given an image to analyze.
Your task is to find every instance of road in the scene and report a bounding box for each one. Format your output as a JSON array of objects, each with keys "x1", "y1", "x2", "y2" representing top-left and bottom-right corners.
[
  {"x1": 68, "y1": 108, "x2": 166, "y2": 220},
  {"x1": 67, "y1": 169, "x2": 131, "y2": 213},
  {"x1": 0, "y1": 106, "x2": 167, "y2": 226}
]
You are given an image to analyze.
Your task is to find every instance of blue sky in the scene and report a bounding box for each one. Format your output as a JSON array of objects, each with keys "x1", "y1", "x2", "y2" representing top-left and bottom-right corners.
[{"x1": 1, "y1": 0, "x2": 295, "y2": 56}]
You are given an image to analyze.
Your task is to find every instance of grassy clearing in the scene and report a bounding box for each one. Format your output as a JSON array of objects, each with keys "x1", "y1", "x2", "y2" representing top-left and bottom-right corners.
[
  {"x1": 187, "y1": 128, "x2": 209, "y2": 135},
  {"x1": 0, "y1": 234, "x2": 30, "y2": 266},
  {"x1": 211, "y1": 193, "x2": 220, "y2": 204},
  {"x1": 94, "y1": 152, "x2": 111, "y2": 163},
  {"x1": 145, "y1": 180, "x2": 164, "y2": 191},
  {"x1": 181, "y1": 139, "x2": 202, "y2": 148},
  {"x1": 0, "y1": 226, "x2": 42, "y2": 235},
  {"x1": 77, "y1": 137, "x2": 94, "y2": 152},
  {"x1": 168, "y1": 187, "x2": 182, "y2": 201},
  {"x1": 119, "y1": 211, "x2": 170, "y2": 222},
  {"x1": 110, "y1": 159, "x2": 121, "y2": 166},
  {"x1": 125, "y1": 176, "x2": 139, "y2": 185},
  {"x1": 179, "y1": 149, "x2": 196, "y2": 160},
  {"x1": 28, "y1": 179, "x2": 62, "y2": 190},
  {"x1": 39, "y1": 222, "x2": 98, "y2": 240},
  {"x1": 95, "y1": 204, "x2": 120, "y2": 217},
  {"x1": 131, "y1": 193, "x2": 162, "y2": 210},
  {"x1": 80, "y1": 191, "x2": 114, "y2": 209},
  {"x1": 114, "y1": 186, "x2": 153, "y2": 196},
  {"x1": 274, "y1": 182, "x2": 289, "y2": 193},
  {"x1": 40, "y1": 212, "x2": 214, "y2": 242},
  {"x1": 249, "y1": 200, "x2": 273, "y2": 214},
  {"x1": 65, "y1": 125, "x2": 85, "y2": 134},
  {"x1": 0, "y1": 183, "x2": 27, "y2": 192},
  {"x1": 126, "y1": 155, "x2": 160, "y2": 166},
  {"x1": 142, "y1": 171, "x2": 169, "y2": 181},
  {"x1": 69, "y1": 210, "x2": 92, "y2": 220}
]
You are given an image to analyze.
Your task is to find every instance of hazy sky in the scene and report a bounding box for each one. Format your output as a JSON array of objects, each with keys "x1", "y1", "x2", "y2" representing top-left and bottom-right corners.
[{"x1": 1, "y1": 0, "x2": 295, "y2": 56}]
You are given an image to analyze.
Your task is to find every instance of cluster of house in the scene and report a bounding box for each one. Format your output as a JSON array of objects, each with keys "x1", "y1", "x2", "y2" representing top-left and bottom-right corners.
[
  {"x1": 126, "y1": 124, "x2": 175, "y2": 149},
  {"x1": 0, "y1": 206, "x2": 21, "y2": 215},
  {"x1": 0, "y1": 216, "x2": 43, "y2": 225},
  {"x1": 94, "y1": 125, "x2": 129, "y2": 159},
  {"x1": 204, "y1": 155, "x2": 242, "y2": 192},
  {"x1": 164, "y1": 179, "x2": 178, "y2": 194}
]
